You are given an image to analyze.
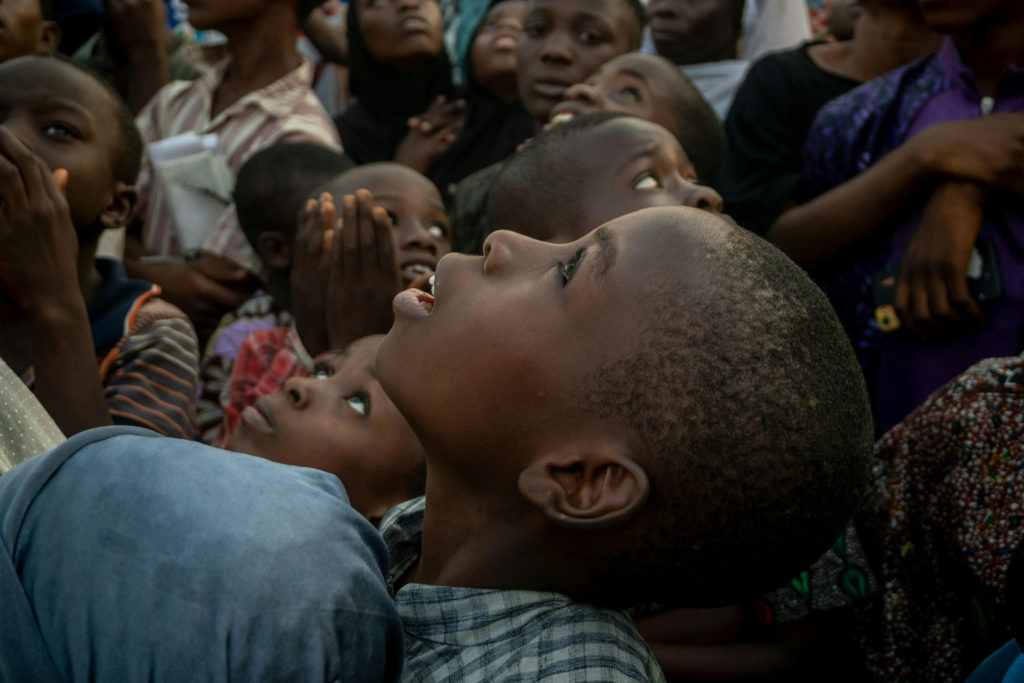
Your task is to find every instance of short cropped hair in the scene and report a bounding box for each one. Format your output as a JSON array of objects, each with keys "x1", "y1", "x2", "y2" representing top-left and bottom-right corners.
[
  {"x1": 44, "y1": 54, "x2": 141, "y2": 184},
  {"x1": 581, "y1": 212, "x2": 873, "y2": 608},
  {"x1": 234, "y1": 143, "x2": 353, "y2": 249}
]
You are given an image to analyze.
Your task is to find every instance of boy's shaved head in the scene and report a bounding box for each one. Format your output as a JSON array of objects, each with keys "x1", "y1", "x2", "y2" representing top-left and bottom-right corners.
[
  {"x1": 580, "y1": 209, "x2": 873, "y2": 607},
  {"x1": 378, "y1": 206, "x2": 872, "y2": 609}
]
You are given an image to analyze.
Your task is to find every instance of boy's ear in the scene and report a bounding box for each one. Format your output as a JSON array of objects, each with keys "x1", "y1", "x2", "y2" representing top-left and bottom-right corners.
[
  {"x1": 518, "y1": 447, "x2": 650, "y2": 530},
  {"x1": 257, "y1": 231, "x2": 293, "y2": 270},
  {"x1": 98, "y1": 182, "x2": 138, "y2": 231},
  {"x1": 39, "y1": 21, "x2": 61, "y2": 53}
]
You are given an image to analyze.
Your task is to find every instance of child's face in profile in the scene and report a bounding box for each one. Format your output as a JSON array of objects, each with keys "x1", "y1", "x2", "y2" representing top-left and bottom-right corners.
[
  {"x1": 648, "y1": 0, "x2": 740, "y2": 65},
  {"x1": 357, "y1": 0, "x2": 444, "y2": 68},
  {"x1": 532, "y1": 118, "x2": 722, "y2": 243},
  {"x1": 548, "y1": 53, "x2": 681, "y2": 138},
  {"x1": 0, "y1": 56, "x2": 124, "y2": 234},
  {"x1": 516, "y1": 0, "x2": 638, "y2": 122},
  {"x1": 0, "y1": 0, "x2": 49, "y2": 63},
  {"x1": 319, "y1": 165, "x2": 451, "y2": 285},
  {"x1": 470, "y1": 1, "x2": 526, "y2": 96},
  {"x1": 377, "y1": 210, "x2": 710, "y2": 476},
  {"x1": 227, "y1": 335, "x2": 425, "y2": 524}
]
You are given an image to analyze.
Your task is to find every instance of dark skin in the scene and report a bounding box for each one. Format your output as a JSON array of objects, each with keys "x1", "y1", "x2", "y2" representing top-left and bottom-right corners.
[
  {"x1": 226, "y1": 335, "x2": 425, "y2": 526},
  {"x1": 376, "y1": 211, "x2": 724, "y2": 595},
  {"x1": 0, "y1": 0, "x2": 59, "y2": 64},
  {"x1": 548, "y1": 53, "x2": 687, "y2": 136},
  {"x1": 507, "y1": 118, "x2": 722, "y2": 243},
  {"x1": 104, "y1": 0, "x2": 170, "y2": 115},
  {"x1": 648, "y1": 0, "x2": 742, "y2": 66},
  {"x1": 283, "y1": 164, "x2": 449, "y2": 356},
  {"x1": 124, "y1": 0, "x2": 306, "y2": 339},
  {"x1": 768, "y1": 0, "x2": 1024, "y2": 333},
  {"x1": 0, "y1": 57, "x2": 137, "y2": 436},
  {"x1": 516, "y1": 0, "x2": 640, "y2": 124}
]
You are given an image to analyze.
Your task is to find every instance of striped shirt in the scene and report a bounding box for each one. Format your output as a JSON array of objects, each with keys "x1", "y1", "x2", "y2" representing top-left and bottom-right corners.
[
  {"x1": 381, "y1": 497, "x2": 667, "y2": 682},
  {"x1": 135, "y1": 58, "x2": 341, "y2": 273}
]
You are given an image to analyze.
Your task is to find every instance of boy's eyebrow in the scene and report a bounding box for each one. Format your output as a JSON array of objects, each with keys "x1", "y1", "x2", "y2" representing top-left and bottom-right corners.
[
  {"x1": 616, "y1": 142, "x2": 660, "y2": 173},
  {"x1": 616, "y1": 68, "x2": 650, "y2": 84},
  {"x1": 592, "y1": 226, "x2": 617, "y2": 277}
]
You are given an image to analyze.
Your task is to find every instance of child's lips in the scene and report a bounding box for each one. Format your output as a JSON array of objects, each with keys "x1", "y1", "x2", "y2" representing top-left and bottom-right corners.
[
  {"x1": 531, "y1": 81, "x2": 570, "y2": 100},
  {"x1": 492, "y1": 34, "x2": 518, "y2": 50},
  {"x1": 242, "y1": 398, "x2": 275, "y2": 435},
  {"x1": 393, "y1": 289, "x2": 435, "y2": 320}
]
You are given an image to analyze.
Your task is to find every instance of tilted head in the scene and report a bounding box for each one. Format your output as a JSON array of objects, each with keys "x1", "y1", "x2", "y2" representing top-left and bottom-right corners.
[
  {"x1": 0, "y1": 54, "x2": 139, "y2": 239},
  {"x1": 469, "y1": 0, "x2": 528, "y2": 101},
  {"x1": 315, "y1": 163, "x2": 451, "y2": 286},
  {"x1": 648, "y1": 0, "x2": 745, "y2": 65},
  {"x1": 378, "y1": 206, "x2": 873, "y2": 607},
  {"x1": 185, "y1": 0, "x2": 321, "y2": 30},
  {"x1": 548, "y1": 52, "x2": 725, "y2": 182},
  {"x1": 489, "y1": 112, "x2": 723, "y2": 243},
  {"x1": 348, "y1": 0, "x2": 445, "y2": 74},
  {"x1": 227, "y1": 334, "x2": 426, "y2": 526},
  {"x1": 516, "y1": 0, "x2": 646, "y2": 123}
]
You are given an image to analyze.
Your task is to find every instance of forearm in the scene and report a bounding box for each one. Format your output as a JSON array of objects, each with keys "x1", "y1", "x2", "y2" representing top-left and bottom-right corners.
[
  {"x1": 767, "y1": 141, "x2": 934, "y2": 268},
  {"x1": 27, "y1": 300, "x2": 112, "y2": 435}
]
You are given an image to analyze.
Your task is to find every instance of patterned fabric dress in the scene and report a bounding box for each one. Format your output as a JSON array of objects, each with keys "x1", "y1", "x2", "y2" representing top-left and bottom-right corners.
[{"x1": 858, "y1": 355, "x2": 1024, "y2": 682}]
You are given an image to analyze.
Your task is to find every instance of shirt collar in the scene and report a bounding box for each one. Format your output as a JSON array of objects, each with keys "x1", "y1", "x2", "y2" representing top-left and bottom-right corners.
[
  {"x1": 936, "y1": 36, "x2": 1024, "y2": 99},
  {"x1": 379, "y1": 497, "x2": 583, "y2": 647},
  {"x1": 202, "y1": 57, "x2": 316, "y2": 126}
]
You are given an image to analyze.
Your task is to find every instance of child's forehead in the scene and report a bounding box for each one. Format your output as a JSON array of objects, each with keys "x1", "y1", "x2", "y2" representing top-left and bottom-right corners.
[
  {"x1": 0, "y1": 57, "x2": 110, "y2": 114},
  {"x1": 572, "y1": 119, "x2": 677, "y2": 167},
  {"x1": 324, "y1": 165, "x2": 442, "y2": 205},
  {"x1": 526, "y1": 0, "x2": 625, "y2": 23}
]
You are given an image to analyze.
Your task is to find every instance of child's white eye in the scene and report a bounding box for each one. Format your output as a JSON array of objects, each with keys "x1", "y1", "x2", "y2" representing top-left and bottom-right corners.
[
  {"x1": 633, "y1": 173, "x2": 661, "y2": 190},
  {"x1": 311, "y1": 362, "x2": 334, "y2": 379},
  {"x1": 346, "y1": 393, "x2": 368, "y2": 417},
  {"x1": 427, "y1": 223, "x2": 448, "y2": 239}
]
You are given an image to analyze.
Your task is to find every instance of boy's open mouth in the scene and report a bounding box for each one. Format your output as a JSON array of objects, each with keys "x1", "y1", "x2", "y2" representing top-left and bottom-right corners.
[
  {"x1": 241, "y1": 397, "x2": 275, "y2": 435},
  {"x1": 393, "y1": 289, "x2": 435, "y2": 319}
]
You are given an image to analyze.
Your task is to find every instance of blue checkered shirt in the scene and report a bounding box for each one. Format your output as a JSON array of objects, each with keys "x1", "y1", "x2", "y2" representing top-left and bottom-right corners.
[{"x1": 381, "y1": 497, "x2": 666, "y2": 682}]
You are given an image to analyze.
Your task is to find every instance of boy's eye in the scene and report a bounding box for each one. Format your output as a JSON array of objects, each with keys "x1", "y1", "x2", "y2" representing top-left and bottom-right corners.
[
  {"x1": 616, "y1": 87, "x2": 641, "y2": 102},
  {"x1": 41, "y1": 123, "x2": 79, "y2": 139},
  {"x1": 312, "y1": 362, "x2": 335, "y2": 379},
  {"x1": 427, "y1": 223, "x2": 448, "y2": 239},
  {"x1": 577, "y1": 29, "x2": 604, "y2": 45},
  {"x1": 385, "y1": 210, "x2": 398, "y2": 226},
  {"x1": 557, "y1": 247, "x2": 586, "y2": 286},
  {"x1": 634, "y1": 173, "x2": 662, "y2": 190},
  {"x1": 346, "y1": 392, "x2": 370, "y2": 417}
]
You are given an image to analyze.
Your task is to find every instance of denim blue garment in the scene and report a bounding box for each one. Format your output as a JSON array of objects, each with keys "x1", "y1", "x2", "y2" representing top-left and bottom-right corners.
[
  {"x1": 966, "y1": 641, "x2": 1024, "y2": 683},
  {"x1": 0, "y1": 426, "x2": 403, "y2": 683}
]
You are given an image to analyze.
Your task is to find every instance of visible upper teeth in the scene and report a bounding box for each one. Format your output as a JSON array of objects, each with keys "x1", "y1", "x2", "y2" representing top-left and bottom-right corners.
[
  {"x1": 550, "y1": 112, "x2": 576, "y2": 125},
  {"x1": 408, "y1": 263, "x2": 432, "y2": 276},
  {"x1": 428, "y1": 274, "x2": 435, "y2": 295}
]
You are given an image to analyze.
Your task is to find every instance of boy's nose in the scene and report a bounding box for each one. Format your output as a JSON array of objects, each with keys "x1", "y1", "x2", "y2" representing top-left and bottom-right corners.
[
  {"x1": 396, "y1": 0, "x2": 422, "y2": 11},
  {"x1": 400, "y1": 220, "x2": 440, "y2": 254},
  {"x1": 563, "y1": 82, "x2": 599, "y2": 108},
  {"x1": 680, "y1": 182, "x2": 724, "y2": 213},
  {"x1": 539, "y1": 32, "x2": 574, "y2": 64},
  {"x1": 649, "y1": 0, "x2": 679, "y2": 19},
  {"x1": 283, "y1": 377, "x2": 312, "y2": 408}
]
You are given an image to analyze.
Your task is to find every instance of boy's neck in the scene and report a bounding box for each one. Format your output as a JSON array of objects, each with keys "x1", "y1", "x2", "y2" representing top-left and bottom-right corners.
[
  {"x1": 211, "y1": 9, "x2": 303, "y2": 119},
  {"x1": 78, "y1": 241, "x2": 103, "y2": 305},
  {"x1": 951, "y1": 7, "x2": 1024, "y2": 97},
  {"x1": 407, "y1": 475, "x2": 578, "y2": 595}
]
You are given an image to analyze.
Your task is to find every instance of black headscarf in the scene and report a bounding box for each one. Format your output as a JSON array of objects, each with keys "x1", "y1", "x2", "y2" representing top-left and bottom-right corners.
[
  {"x1": 426, "y1": 0, "x2": 533, "y2": 193},
  {"x1": 334, "y1": 0, "x2": 457, "y2": 164}
]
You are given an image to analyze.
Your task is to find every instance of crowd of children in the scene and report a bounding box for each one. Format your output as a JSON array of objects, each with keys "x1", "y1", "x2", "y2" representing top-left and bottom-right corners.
[{"x1": 0, "y1": 0, "x2": 1022, "y2": 681}]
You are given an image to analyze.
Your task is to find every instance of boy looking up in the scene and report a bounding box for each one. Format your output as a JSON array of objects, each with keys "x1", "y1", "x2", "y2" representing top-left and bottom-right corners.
[
  {"x1": 126, "y1": 0, "x2": 341, "y2": 337},
  {"x1": 489, "y1": 112, "x2": 723, "y2": 243},
  {"x1": 378, "y1": 206, "x2": 873, "y2": 677},
  {"x1": 0, "y1": 54, "x2": 199, "y2": 439},
  {"x1": 548, "y1": 52, "x2": 725, "y2": 184},
  {"x1": 0, "y1": 206, "x2": 873, "y2": 680},
  {"x1": 0, "y1": 0, "x2": 58, "y2": 64}
]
